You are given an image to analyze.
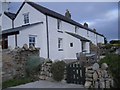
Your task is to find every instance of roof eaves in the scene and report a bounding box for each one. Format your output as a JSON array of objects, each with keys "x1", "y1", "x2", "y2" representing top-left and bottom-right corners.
[
  {"x1": 2, "y1": 22, "x2": 43, "y2": 35},
  {"x1": 66, "y1": 31, "x2": 90, "y2": 42}
]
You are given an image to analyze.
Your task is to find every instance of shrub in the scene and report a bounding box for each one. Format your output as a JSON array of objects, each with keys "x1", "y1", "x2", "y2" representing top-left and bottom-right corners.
[
  {"x1": 99, "y1": 54, "x2": 120, "y2": 88},
  {"x1": 25, "y1": 56, "x2": 44, "y2": 78},
  {"x1": 51, "y1": 61, "x2": 66, "y2": 81}
]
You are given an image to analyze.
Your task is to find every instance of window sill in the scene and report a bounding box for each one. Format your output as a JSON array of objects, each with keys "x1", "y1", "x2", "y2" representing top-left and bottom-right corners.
[
  {"x1": 57, "y1": 30, "x2": 63, "y2": 33},
  {"x1": 58, "y1": 49, "x2": 63, "y2": 51}
]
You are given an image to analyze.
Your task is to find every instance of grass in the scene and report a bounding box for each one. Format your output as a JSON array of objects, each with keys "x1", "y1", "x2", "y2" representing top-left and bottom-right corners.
[{"x1": 2, "y1": 77, "x2": 35, "y2": 89}]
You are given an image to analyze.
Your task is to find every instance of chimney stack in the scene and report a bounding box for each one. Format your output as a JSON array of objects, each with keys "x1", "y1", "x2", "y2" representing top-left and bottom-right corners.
[
  {"x1": 84, "y1": 22, "x2": 88, "y2": 28},
  {"x1": 93, "y1": 28, "x2": 96, "y2": 32},
  {"x1": 65, "y1": 9, "x2": 71, "y2": 19}
]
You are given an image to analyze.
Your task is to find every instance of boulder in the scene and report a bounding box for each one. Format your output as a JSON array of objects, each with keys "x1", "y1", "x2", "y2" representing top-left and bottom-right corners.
[
  {"x1": 101, "y1": 63, "x2": 108, "y2": 70},
  {"x1": 22, "y1": 44, "x2": 28, "y2": 50},
  {"x1": 92, "y1": 63, "x2": 99, "y2": 71},
  {"x1": 85, "y1": 81, "x2": 92, "y2": 88}
]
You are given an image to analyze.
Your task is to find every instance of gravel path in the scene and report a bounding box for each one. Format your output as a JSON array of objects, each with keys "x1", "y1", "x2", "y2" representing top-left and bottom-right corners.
[{"x1": 11, "y1": 80, "x2": 85, "y2": 88}]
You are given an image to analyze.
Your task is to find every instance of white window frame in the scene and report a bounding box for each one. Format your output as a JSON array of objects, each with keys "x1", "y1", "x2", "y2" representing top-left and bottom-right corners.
[
  {"x1": 82, "y1": 41, "x2": 86, "y2": 53},
  {"x1": 58, "y1": 38, "x2": 63, "y2": 51},
  {"x1": 57, "y1": 19, "x2": 62, "y2": 30},
  {"x1": 29, "y1": 35, "x2": 37, "y2": 47},
  {"x1": 75, "y1": 26, "x2": 79, "y2": 33},
  {"x1": 87, "y1": 30, "x2": 89, "y2": 37},
  {"x1": 23, "y1": 12, "x2": 29, "y2": 24}
]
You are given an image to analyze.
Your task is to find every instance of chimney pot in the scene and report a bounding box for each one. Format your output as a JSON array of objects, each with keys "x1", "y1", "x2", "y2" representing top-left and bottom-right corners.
[
  {"x1": 93, "y1": 28, "x2": 96, "y2": 32},
  {"x1": 84, "y1": 22, "x2": 88, "y2": 28},
  {"x1": 65, "y1": 9, "x2": 71, "y2": 19}
]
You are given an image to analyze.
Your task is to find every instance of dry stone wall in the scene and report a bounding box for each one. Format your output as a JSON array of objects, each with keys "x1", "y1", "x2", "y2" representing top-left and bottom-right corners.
[
  {"x1": 2, "y1": 44, "x2": 40, "y2": 82},
  {"x1": 85, "y1": 63, "x2": 114, "y2": 88},
  {"x1": 39, "y1": 59, "x2": 52, "y2": 81}
]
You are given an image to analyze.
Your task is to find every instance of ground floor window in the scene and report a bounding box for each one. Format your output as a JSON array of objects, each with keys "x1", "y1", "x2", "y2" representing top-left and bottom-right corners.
[
  {"x1": 58, "y1": 38, "x2": 63, "y2": 51},
  {"x1": 29, "y1": 35, "x2": 37, "y2": 47},
  {"x1": 82, "y1": 41, "x2": 86, "y2": 53}
]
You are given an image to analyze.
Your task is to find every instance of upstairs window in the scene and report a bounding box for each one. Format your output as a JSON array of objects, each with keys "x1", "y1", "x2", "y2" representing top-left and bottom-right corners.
[
  {"x1": 87, "y1": 30, "x2": 89, "y2": 37},
  {"x1": 29, "y1": 35, "x2": 36, "y2": 47},
  {"x1": 23, "y1": 13, "x2": 29, "y2": 24},
  {"x1": 58, "y1": 38, "x2": 63, "y2": 51},
  {"x1": 57, "y1": 19, "x2": 62, "y2": 30},
  {"x1": 75, "y1": 26, "x2": 79, "y2": 33}
]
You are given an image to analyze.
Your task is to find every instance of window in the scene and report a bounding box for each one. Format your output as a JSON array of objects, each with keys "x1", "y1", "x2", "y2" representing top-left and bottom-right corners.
[
  {"x1": 75, "y1": 26, "x2": 79, "y2": 33},
  {"x1": 57, "y1": 19, "x2": 62, "y2": 29},
  {"x1": 82, "y1": 41, "x2": 86, "y2": 53},
  {"x1": 23, "y1": 13, "x2": 29, "y2": 24},
  {"x1": 58, "y1": 38, "x2": 63, "y2": 51},
  {"x1": 70, "y1": 43, "x2": 73, "y2": 47},
  {"x1": 87, "y1": 31, "x2": 89, "y2": 37},
  {"x1": 29, "y1": 35, "x2": 36, "y2": 47}
]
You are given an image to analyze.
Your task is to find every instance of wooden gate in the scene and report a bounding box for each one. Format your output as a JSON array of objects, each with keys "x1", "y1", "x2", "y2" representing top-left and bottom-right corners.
[{"x1": 66, "y1": 62, "x2": 85, "y2": 85}]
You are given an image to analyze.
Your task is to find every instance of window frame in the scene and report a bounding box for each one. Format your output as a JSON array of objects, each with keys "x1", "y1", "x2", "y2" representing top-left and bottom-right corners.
[
  {"x1": 58, "y1": 38, "x2": 63, "y2": 51},
  {"x1": 23, "y1": 12, "x2": 29, "y2": 24},
  {"x1": 81, "y1": 41, "x2": 86, "y2": 53},
  {"x1": 29, "y1": 35, "x2": 37, "y2": 47},
  {"x1": 57, "y1": 19, "x2": 62, "y2": 30},
  {"x1": 75, "y1": 26, "x2": 79, "y2": 33},
  {"x1": 70, "y1": 43, "x2": 73, "y2": 47}
]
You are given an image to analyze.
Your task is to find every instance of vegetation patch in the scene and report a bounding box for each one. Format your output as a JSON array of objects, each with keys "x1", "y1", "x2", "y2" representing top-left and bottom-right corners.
[
  {"x1": 2, "y1": 77, "x2": 34, "y2": 89},
  {"x1": 99, "y1": 54, "x2": 120, "y2": 88},
  {"x1": 25, "y1": 56, "x2": 44, "y2": 78},
  {"x1": 51, "y1": 61, "x2": 66, "y2": 81}
]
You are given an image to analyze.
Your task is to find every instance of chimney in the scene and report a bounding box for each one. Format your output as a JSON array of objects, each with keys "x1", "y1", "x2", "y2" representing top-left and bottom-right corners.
[
  {"x1": 84, "y1": 22, "x2": 88, "y2": 28},
  {"x1": 93, "y1": 28, "x2": 96, "y2": 32},
  {"x1": 65, "y1": 9, "x2": 71, "y2": 19}
]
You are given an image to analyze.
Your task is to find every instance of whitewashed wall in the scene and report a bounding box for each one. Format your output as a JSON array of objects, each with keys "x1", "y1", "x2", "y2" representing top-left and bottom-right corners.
[
  {"x1": 2, "y1": 14, "x2": 12, "y2": 30},
  {"x1": 14, "y1": 3, "x2": 45, "y2": 28},
  {"x1": 48, "y1": 16, "x2": 82, "y2": 60},
  {"x1": 97, "y1": 35, "x2": 104, "y2": 44},
  {"x1": 8, "y1": 35, "x2": 15, "y2": 49}
]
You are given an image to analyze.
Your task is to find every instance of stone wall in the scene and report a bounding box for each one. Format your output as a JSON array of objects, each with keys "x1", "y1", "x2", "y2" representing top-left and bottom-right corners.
[
  {"x1": 2, "y1": 44, "x2": 40, "y2": 82},
  {"x1": 84, "y1": 63, "x2": 114, "y2": 88},
  {"x1": 39, "y1": 59, "x2": 52, "y2": 81}
]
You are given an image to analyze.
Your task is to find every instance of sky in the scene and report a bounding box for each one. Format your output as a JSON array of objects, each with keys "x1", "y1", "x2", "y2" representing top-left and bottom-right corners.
[{"x1": 9, "y1": 1, "x2": 118, "y2": 42}]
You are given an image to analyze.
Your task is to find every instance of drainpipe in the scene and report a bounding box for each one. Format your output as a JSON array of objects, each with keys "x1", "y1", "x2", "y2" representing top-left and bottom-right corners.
[{"x1": 46, "y1": 15, "x2": 49, "y2": 58}]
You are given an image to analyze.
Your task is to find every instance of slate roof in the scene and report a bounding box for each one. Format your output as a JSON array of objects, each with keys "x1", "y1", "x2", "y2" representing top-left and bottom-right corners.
[
  {"x1": 2, "y1": 22, "x2": 43, "y2": 35},
  {"x1": 26, "y1": 2, "x2": 104, "y2": 37},
  {"x1": 66, "y1": 31, "x2": 90, "y2": 42},
  {"x1": 4, "y1": 12, "x2": 16, "y2": 20}
]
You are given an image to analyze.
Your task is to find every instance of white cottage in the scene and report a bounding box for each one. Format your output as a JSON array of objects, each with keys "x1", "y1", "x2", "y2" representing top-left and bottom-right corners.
[{"x1": 1, "y1": 1, "x2": 105, "y2": 60}]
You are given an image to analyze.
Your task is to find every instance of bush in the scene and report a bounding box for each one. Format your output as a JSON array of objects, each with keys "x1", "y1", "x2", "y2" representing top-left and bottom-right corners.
[
  {"x1": 51, "y1": 61, "x2": 66, "y2": 81},
  {"x1": 25, "y1": 56, "x2": 44, "y2": 77},
  {"x1": 99, "y1": 54, "x2": 120, "y2": 88}
]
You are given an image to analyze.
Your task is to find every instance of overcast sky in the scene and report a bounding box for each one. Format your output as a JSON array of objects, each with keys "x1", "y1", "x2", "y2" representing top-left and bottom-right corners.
[{"x1": 9, "y1": 2, "x2": 118, "y2": 42}]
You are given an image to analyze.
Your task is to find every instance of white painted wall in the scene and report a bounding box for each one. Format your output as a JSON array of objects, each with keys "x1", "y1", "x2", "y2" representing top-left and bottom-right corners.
[
  {"x1": 86, "y1": 42, "x2": 90, "y2": 53},
  {"x1": 8, "y1": 35, "x2": 15, "y2": 49},
  {"x1": 14, "y1": 3, "x2": 45, "y2": 28},
  {"x1": 2, "y1": 14, "x2": 12, "y2": 30},
  {"x1": 48, "y1": 16, "x2": 82, "y2": 60},
  {"x1": 97, "y1": 35, "x2": 104, "y2": 44},
  {"x1": 64, "y1": 33, "x2": 81, "y2": 59}
]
